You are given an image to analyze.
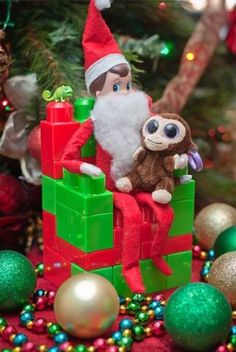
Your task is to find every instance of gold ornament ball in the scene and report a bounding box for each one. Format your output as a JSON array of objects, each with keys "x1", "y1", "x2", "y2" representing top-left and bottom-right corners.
[
  {"x1": 194, "y1": 203, "x2": 236, "y2": 250},
  {"x1": 54, "y1": 273, "x2": 120, "y2": 338},
  {"x1": 208, "y1": 251, "x2": 236, "y2": 308}
]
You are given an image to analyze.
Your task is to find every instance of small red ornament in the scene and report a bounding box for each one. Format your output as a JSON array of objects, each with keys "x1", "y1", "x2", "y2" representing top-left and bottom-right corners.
[
  {"x1": 33, "y1": 317, "x2": 46, "y2": 333},
  {"x1": 22, "y1": 341, "x2": 36, "y2": 352},
  {"x1": 159, "y1": 2, "x2": 167, "y2": 10},
  {"x1": 2, "y1": 325, "x2": 17, "y2": 341},
  {"x1": 0, "y1": 173, "x2": 25, "y2": 215},
  {"x1": 27, "y1": 125, "x2": 41, "y2": 162},
  {"x1": 151, "y1": 321, "x2": 166, "y2": 336},
  {"x1": 192, "y1": 244, "x2": 201, "y2": 258}
]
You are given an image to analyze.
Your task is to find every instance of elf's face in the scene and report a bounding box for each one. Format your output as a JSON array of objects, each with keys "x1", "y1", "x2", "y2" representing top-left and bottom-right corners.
[{"x1": 96, "y1": 71, "x2": 133, "y2": 97}]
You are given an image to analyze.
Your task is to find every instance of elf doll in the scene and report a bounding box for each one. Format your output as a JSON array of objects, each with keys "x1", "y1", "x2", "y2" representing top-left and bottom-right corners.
[{"x1": 62, "y1": 0, "x2": 190, "y2": 293}]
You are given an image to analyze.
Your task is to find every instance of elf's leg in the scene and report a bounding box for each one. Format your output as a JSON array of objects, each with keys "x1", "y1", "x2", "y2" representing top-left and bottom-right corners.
[
  {"x1": 113, "y1": 191, "x2": 145, "y2": 293},
  {"x1": 135, "y1": 192, "x2": 174, "y2": 276}
]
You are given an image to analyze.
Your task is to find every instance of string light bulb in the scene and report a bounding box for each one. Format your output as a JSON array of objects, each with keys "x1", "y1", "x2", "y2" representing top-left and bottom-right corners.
[{"x1": 186, "y1": 52, "x2": 195, "y2": 61}]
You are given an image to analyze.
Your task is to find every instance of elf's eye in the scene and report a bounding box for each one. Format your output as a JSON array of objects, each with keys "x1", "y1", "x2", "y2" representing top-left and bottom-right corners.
[
  {"x1": 146, "y1": 119, "x2": 159, "y2": 134},
  {"x1": 113, "y1": 83, "x2": 121, "y2": 92},
  {"x1": 164, "y1": 123, "x2": 179, "y2": 138},
  {"x1": 127, "y1": 82, "x2": 132, "y2": 90}
]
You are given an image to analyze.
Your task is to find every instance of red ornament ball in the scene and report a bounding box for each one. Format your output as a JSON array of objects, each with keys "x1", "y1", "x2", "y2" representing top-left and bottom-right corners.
[
  {"x1": 27, "y1": 125, "x2": 41, "y2": 162},
  {"x1": 0, "y1": 174, "x2": 25, "y2": 215},
  {"x1": 159, "y1": 2, "x2": 167, "y2": 10}
]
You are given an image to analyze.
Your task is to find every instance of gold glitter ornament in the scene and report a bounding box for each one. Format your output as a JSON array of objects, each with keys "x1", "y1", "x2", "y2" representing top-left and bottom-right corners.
[
  {"x1": 194, "y1": 203, "x2": 236, "y2": 249},
  {"x1": 208, "y1": 251, "x2": 236, "y2": 308}
]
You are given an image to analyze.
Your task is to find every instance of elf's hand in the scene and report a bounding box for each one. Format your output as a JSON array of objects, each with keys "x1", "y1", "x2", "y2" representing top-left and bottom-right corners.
[
  {"x1": 174, "y1": 153, "x2": 188, "y2": 169},
  {"x1": 80, "y1": 162, "x2": 102, "y2": 177}
]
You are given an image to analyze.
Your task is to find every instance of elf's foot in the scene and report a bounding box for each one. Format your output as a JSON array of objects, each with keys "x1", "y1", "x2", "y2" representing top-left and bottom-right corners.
[
  {"x1": 116, "y1": 177, "x2": 133, "y2": 193},
  {"x1": 122, "y1": 266, "x2": 145, "y2": 293},
  {"x1": 152, "y1": 256, "x2": 172, "y2": 276},
  {"x1": 152, "y1": 189, "x2": 172, "y2": 204}
]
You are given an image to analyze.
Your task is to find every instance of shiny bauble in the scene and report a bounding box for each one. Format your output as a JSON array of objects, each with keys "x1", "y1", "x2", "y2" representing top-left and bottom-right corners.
[
  {"x1": 194, "y1": 203, "x2": 236, "y2": 250},
  {"x1": 214, "y1": 226, "x2": 236, "y2": 258},
  {"x1": 54, "y1": 273, "x2": 119, "y2": 338},
  {"x1": 164, "y1": 282, "x2": 232, "y2": 351},
  {"x1": 0, "y1": 250, "x2": 36, "y2": 311},
  {"x1": 208, "y1": 251, "x2": 236, "y2": 308},
  {"x1": 27, "y1": 125, "x2": 41, "y2": 162}
]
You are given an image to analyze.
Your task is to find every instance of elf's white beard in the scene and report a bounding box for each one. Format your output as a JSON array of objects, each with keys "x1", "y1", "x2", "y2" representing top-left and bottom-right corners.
[{"x1": 92, "y1": 91, "x2": 150, "y2": 181}]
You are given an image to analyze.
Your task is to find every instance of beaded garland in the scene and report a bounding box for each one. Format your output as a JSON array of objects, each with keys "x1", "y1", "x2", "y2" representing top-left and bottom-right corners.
[
  {"x1": 0, "y1": 263, "x2": 166, "y2": 352},
  {"x1": 0, "y1": 255, "x2": 236, "y2": 352}
]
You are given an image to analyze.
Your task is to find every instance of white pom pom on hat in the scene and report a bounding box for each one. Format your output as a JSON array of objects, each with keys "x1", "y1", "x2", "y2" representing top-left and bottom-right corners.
[{"x1": 95, "y1": 0, "x2": 111, "y2": 11}]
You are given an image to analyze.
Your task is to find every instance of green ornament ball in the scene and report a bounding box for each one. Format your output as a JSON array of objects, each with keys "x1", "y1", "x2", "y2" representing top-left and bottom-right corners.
[
  {"x1": 0, "y1": 250, "x2": 36, "y2": 311},
  {"x1": 164, "y1": 282, "x2": 232, "y2": 352},
  {"x1": 214, "y1": 226, "x2": 236, "y2": 258}
]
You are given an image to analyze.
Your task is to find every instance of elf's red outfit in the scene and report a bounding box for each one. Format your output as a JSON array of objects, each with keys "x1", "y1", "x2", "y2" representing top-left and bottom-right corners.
[{"x1": 62, "y1": 117, "x2": 174, "y2": 293}]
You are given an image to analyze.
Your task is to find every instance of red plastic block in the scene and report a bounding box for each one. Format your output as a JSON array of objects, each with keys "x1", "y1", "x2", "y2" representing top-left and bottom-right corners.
[
  {"x1": 44, "y1": 245, "x2": 71, "y2": 287},
  {"x1": 46, "y1": 101, "x2": 74, "y2": 123},
  {"x1": 141, "y1": 233, "x2": 193, "y2": 259},
  {"x1": 43, "y1": 211, "x2": 58, "y2": 251},
  {"x1": 41, "y1": 121, "x2": 79, "y2": 161},
  {"x1": 41, "y1": 159, "x2": 63, "y2": 179},
  {"x1": 114, "y1": 214, "x2": 152, "y2": 247},
  {"x1": 57, "y1": 237, "x2": 122, "y2": 270}
]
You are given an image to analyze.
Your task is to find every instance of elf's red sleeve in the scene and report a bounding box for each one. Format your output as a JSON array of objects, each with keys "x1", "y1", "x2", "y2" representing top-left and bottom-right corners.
[{"x1": 62, "y1": 118, "x2": 93, "y2": 173}]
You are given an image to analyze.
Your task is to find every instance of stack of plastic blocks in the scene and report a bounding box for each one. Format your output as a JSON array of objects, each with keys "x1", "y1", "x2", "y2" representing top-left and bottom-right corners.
[{"x1": 41, "y1": 98, "x2": 194, "y2": 295}]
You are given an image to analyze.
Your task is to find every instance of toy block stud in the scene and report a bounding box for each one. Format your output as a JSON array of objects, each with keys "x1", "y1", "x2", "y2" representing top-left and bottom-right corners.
[
  {"x1": 74, "y1": 97, "x2": 95, "y2": 122},
  {"x1": 63, "y1": 169, "x2": 106, "y2": 194},
  {"x1": 43, "y1": 85, "x2": 74, "y2": 123},
  {"x1": 46, "y1": 102, "x2": 74, "y2": 123}
]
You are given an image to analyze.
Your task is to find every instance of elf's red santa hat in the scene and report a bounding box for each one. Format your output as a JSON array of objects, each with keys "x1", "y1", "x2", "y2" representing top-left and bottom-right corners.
[{"x1": 83, "y1": 0, "x2": 130, "y2": 92}]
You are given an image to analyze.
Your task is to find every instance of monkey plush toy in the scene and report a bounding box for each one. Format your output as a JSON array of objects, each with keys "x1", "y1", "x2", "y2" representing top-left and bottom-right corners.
[{"x1": 116, "y1": 113, "x2": 197, "y2": 204}]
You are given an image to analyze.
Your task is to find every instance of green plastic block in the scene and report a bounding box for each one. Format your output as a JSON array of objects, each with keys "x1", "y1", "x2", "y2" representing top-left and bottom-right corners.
[
  {"x1": 74, "y1": 97, "x2": 95, "y2": 122},
  {"x1": 113, "y1": 265, "x2": 132, "y2": 296},
  {"x1": 166, "y1": 250, "x2": 192, "y2": 289},
  {"x1": 63, "y1": 169, "x2": 106, "y2": 194},
  {"x1": 42, "y1": 175, "x2": 60, "y2": 214},
  {"x1": 56, "y1": 202, "x2": 113, "y2": 252},
  {"x1": 169, "y1": 199, "x2": 195, "y2": 237},
  {"x1": 81, "y1": 135, "x2": 96, "y2": 158},
  {"x1": 113, "y1": 259, "x2": 167, "y2": 296},
  {"x1": 71, "y1": 263, "x2": 113, "y2": 282},
  {"x1": 172, "y1": 180, "x2": 195, "y2": 202},
  {"x1": 56, "y1": 180, "x2": 113, "y2": 216},
  {"x1": 174, "y1": 167, "x2": 188, "y2": 177}
]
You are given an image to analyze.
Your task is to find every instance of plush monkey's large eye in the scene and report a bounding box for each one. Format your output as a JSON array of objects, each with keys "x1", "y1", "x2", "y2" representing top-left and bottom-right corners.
[
  {"x1": 146, "y1": 119, "x2": 159, "y2": 134},
  {"x1": 164, "y1": 123, "x2": 179, "y2": 138}
]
